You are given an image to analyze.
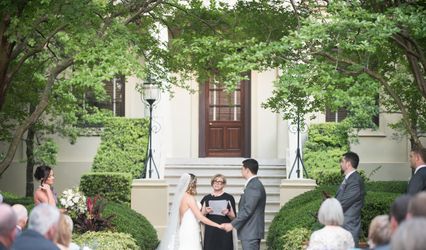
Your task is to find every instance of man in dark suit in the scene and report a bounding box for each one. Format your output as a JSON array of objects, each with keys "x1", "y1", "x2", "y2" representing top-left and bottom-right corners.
[
  {"x1": 12, "y1": 203, "x2": 60, "y2": 250},
  {"x1": 222, "y1": 158, "x2": 266, "y2": 250},
  {"x1": 0, "y1": 204, "x2": 18, "y2": 250},
  {"x1": 407, "y1": 147, "x2": 426, "y2": 195},
  {"x1": 336, "y1": 151, "x2": 365, "y2": 247}
]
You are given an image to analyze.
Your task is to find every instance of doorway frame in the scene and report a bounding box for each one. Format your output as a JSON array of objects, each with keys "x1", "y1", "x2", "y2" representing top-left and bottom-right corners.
[{"x1": 198, "y1": 75, "x2": 251, "y2": 157}]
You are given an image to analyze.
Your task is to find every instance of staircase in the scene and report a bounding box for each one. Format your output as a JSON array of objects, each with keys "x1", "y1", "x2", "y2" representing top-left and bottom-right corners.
[{"x1": 163, "y1": 158, "x2": 286, "y2": 250}]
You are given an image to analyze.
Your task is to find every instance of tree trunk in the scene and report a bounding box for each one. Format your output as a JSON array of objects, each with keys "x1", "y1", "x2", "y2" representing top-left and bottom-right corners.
[
  {"x1": 0, "y1": 58, "x2": 73, "y2": 176},
  {"x1": 25, "y1": 105, "x2": 36, "y2": 197}
]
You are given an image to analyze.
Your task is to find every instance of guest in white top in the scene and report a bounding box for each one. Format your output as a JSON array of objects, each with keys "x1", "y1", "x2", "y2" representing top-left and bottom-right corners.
[{"x1": 307, "y1": 198, "x2": 354, "y2": 250}]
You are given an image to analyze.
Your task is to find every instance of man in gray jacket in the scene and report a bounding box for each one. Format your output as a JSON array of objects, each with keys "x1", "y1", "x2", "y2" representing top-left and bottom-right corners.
[
  {"x1": 336, "y1": 151, "x2": 365, "y2": 247},
  {"x1": 407, "y1": 147, "x2": 426, "y2": 195},
  {"x1": 223, "y1": 158, "x2": 266, "y2": 250}
]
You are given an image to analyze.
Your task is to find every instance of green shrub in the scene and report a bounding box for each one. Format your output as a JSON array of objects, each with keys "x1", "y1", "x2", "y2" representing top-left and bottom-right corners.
[
  {"x1": 309, "y1": 169, "x2": 343, "y2": 185},
  {"x1": 92, "y1": 117, "x2": 149, "y2": 178},
  {"x1": 103, "y1": 202, "x2": 159, "y2": 250},
  {"x1": 267, "y1": 181, "x2": 406, "y2": 249},
  {"x1": 282, "y1": 227, "x2": 311, "y2": 250},
  {"x1": 3, "y1": 196, "x2": 34, "y2": 211},
  {"x1": 80, "y1": 172, "x2": 132, "y2": 204},
  {"x1": 267, "y1": 185, "x2": 335, "y2": 250},
  {"x1": 304, "y1": 123, "x2": 349, "y2": 151},
  {"x1": 1, "y1": 191, "x2": 22, "y2": 199},
  {"x1": 310, "y1": 169, "x2": 369, "y2": 185},
  {"x1": 361, "y1": 191, "x2": 400, "y2": 238},
  {"x1": 74, "y1": 231, "x2": 139, "y2": 250},
  {"x1": 303, "y1": 123, "x2": 351, "y2": 184},
  {"x1": 365, "y1": 181, "x2": 407, "y2": 193},
  {"x1": 304, "y1": 147, "x2": 347, "y2": 171}
]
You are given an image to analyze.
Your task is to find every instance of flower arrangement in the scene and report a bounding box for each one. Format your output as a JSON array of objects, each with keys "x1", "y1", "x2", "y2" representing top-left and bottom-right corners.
[
  {"x1": 59, "y1": 188, "x2": 114, "y2": 234},
  {"x1": 74, "y1": 195, "x2": 114, "y2": 233},
  {"x1": 59, "y1": 187, "x2": 87, "y2": 219}
]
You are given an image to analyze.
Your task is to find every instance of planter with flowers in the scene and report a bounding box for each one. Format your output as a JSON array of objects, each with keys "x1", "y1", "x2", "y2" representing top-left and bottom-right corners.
[{"x1": 59, "y1": 187, "x2": 114, "y2": 234}]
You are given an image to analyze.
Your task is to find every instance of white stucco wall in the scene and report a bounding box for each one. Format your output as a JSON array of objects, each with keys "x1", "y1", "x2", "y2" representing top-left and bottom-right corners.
[
  {"x1": 0, "y1": 136, "x2": 100, "y2": 196},
  {"x1": 0, "y1": 68, "x2": 416, "y2": 196},
  {"x1": 351, "y1": 113, "x2": 411, "y2": 181},
  {"x1": 164, "y1": 70, "x2": 288, "y2": 161}
]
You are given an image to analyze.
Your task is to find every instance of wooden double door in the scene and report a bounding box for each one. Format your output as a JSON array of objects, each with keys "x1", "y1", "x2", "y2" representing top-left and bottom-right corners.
[{"x1": 199, "y1": 77, "x2": 251, "y2": 157}]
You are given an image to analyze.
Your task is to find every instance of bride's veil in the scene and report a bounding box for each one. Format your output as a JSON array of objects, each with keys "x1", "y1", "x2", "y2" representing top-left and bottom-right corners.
[{"x1": 156, "y1": 173, "x2": 191, "y2": 250}]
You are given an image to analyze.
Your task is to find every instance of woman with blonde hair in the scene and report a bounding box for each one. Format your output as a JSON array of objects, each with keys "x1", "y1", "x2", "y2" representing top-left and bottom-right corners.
[
  {"x1": 367, "y1": 215, "x2": 391, "y2": 250},
  {"x1": 201, "y1": 174, "x2": 236, "y2": 250},
  {"x1": 307, "y1": 198, "x2": 354, "y2": 250},
  {"x1": 157, "y1": 173, "x2": 222, "y2": 250},
  {"x1": 56, "y1": 214, "x2": 80, "y2": 250}
]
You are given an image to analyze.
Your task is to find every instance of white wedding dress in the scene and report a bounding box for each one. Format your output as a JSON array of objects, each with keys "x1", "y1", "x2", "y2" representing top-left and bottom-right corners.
[
  {"x1": 178, "y1": 207, "x2": 202, "y2": 250},
  {"x1": 157, "y1": 174, "x2": 202, "y2": 250}
]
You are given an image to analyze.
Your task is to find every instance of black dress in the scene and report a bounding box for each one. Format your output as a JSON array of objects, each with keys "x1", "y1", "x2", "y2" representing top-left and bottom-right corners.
[{"x1": 200, "y1": 192, "x2": 236, "y2": 250}]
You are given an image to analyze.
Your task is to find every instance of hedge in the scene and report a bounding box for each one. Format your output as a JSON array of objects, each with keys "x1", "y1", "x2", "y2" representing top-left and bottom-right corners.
[
  {"x1": 80, "y1": 172, "x2": 132, "y2": 204},
  {"x1": 74, "y1": 231, "x2": 139, "y2": 250},
  {"x1": 91, "y1": 117, "x2": 149, "y2": 179},
  {"x1": 3, "y1": 195, "x2": 34, "y2": 211},
  {"x1": 303, "y1": 123, "x2": 349, "y2": 151},
  {"x1": 281, "y1": 227, "x2": 311, "y2": 250},
  {"x1": 267, "y1": 181, "x2": 407, "y2": 250},
  {"x1": 103, "y1": 202, "x2": 159, "y2": 250},
  {"x1": 303, "y1": 123, "x2": 350, "y2": 184}
]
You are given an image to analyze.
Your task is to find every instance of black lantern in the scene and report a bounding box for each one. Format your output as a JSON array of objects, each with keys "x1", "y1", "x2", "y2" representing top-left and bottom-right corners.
[{"x1": 141, "y1": 76, "x2": 160, "y2": 179}]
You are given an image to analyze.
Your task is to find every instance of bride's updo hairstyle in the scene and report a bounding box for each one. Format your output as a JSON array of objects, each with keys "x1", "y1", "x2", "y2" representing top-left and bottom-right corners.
[
  {"x1": 34, "y1": 165, "x2": 52, "y2": 183},
  {"x1": 186, "y1": 173, "x2": 197, "y2": 195}
]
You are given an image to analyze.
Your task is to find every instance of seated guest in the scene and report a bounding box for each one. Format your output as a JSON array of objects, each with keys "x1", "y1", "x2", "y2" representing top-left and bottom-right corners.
[
  {"x1": 0, "y1": 204, "x2": 18, "y2": 249},
  {"x1": 407, "y1": 191, "x2": 426, "y2": 218},
  {"x1": 307, "y1": 198, "x2": 354, "y2": 250},
  {"x1": 389, "y1": 194, "x2": 411, "y2": 233},
  {"x1": 63, "y1": 215, "x2": 80, "y2": 250},
  {"x1": 391, "y1": 218, "x2": 426, "y2": 250},
  {"x1": 12, "y1": 204, "x2": 60, "y2": 250},
  {"x1": 56, "y1": 214, "x2": 80, "y2": 250},
  {"x1": 12, "y1": 204, "x2": 28, "y2": 234},
  {"x1": 367, "y1": 215, "x2": 391, "y2": 250},
  {"x1": 56, "y1": 214, "x2": 71, "y2": 250}
]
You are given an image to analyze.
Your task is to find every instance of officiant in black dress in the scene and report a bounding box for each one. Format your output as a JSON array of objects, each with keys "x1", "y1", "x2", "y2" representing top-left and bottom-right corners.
[{"x1": 201, "y1": 174, "x2": 236, "y2": 250}]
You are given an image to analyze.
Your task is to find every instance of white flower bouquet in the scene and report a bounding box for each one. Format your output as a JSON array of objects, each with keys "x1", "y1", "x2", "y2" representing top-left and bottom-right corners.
[{"x1": 59, "y1": 187, "x2": 87, "y2": 219}]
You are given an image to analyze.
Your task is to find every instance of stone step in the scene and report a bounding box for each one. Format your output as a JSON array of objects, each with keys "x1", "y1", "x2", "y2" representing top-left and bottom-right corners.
[{"x1": 165, "y1": 166, "x2": 286, "y2": 177}]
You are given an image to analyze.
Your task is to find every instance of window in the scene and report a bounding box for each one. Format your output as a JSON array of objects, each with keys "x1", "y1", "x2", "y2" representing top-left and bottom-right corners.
[
  {"x1": 208, "y1": 82, "x2": 241, "y2": 121},
  {"x1": 86, "y1": 75, "x2": 126, "y2": 117},
  {"x1": 325, "y1": 105, "x2": 379, "y2": 127},
  {"x1": 325, "y1": 107, "x2": 348, "y2": 123}
]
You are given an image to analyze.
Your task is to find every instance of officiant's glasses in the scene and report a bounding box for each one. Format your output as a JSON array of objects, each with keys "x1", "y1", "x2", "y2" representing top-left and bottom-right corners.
[{"x1": 213, "y1": 180, "x2": 224, "y2": 184}]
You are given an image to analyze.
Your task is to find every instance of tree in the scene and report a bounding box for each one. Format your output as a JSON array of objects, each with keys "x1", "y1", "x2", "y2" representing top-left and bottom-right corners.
[
  {"x1": 163, "y1": 0, "x2": 297, "y2": 90},
  {"x1": 218, "y1": 0, "x2": 426, "y2": 149},
  {"x1": 0, "y1": 0, "x2": 170, "y2": 176},
  {"x1": 0, "y1": 0, "x2": 297, "y2": 186}
]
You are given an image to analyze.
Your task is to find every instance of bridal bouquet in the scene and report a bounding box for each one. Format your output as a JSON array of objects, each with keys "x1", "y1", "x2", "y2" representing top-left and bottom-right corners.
[{"x1": 59, "y1": 187, "x2": 87, "y2": 219}]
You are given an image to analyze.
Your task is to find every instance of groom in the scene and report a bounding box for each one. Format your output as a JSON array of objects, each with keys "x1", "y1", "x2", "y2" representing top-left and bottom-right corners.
[{"x1": 222, "y1": 158, "x2": 266, "y2": 250}]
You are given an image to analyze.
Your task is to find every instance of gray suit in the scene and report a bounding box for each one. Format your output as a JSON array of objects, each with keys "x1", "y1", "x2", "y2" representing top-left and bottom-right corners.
[
  {"x1": 407, "y1": 167, "x2": 426, "y2": 195},
  {"x1": 335, "y1": 171, "x2": 365, "y2": 247},
  {"x1": 12, "y1": 229, "x2": 60, "y2": 250},
  {"x1": 231, "y1": 177, "x2": 266, "y2": 250}
]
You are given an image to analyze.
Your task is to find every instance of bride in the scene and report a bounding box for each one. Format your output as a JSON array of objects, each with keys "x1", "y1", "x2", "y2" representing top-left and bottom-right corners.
[{"x1": 157, "y1": 173, "x2": 223, "y2": 250}]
